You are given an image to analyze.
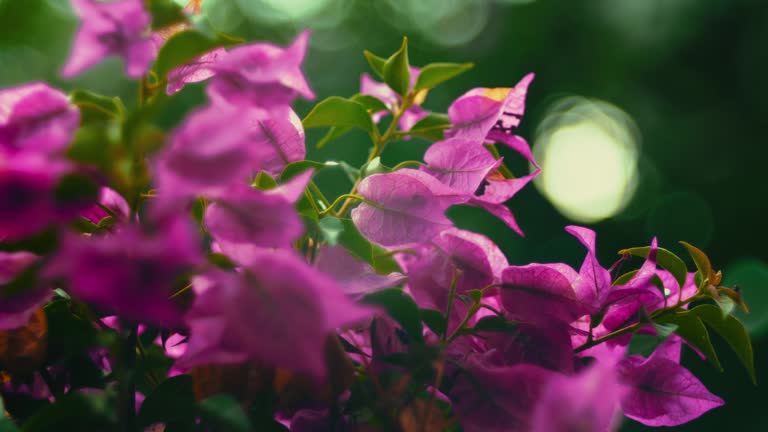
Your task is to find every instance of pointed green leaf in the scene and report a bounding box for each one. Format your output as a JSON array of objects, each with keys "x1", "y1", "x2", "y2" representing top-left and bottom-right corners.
[
  {"x1": 421, "y1": 308, "x2": 447, "y2": 336},
  {"x1": 316, "y1": 126, "x2": 353, "y2": 149},
  {"x1": 147, "y1": 0, "x2": 187, "y2": 29},
  {"x1": 619, "y1": 246, "x2": 688, "y2": 291},
  {"x1": 198, "y1": 395, "x2": 251, "y2": 432},
  {"x1": 655, "y1": 310, "x2": 722, "y2": 371},
  {"x1": 21, "y1": 392, "x2": 114, "y2": 432},
  {"x1": 363, "y1": 50, "x2": 386, "y2": 78},
  {"x1": 693, "y1": 304, "x2": 756, "y2": 384},
  {"x1": 382, "y1": 37, "x2": 410, "y2": 96},
  {"x1": 337, "y1": 218, "x2": 375, "y2": 265},
  {"x1": 372, "y1": 245, "x2": 402, "y2": 274},
  {"x1": 154, "y1": 30, "x2": 242, "y2": 79},
  {"x1": 350, "y1": 93, "x2": 390, "y2": 113},
  {"x1": 362, "y1": 288, "x2": 423, "y2": 344},
  {"x1": 414, "y1": 62, "x2": 474, "y2": 91},
  {"x1": 613, "y1": 269, "x2": 639, "y2": 287},
  {"x1": 280, "y1": 160, "x2": 326, "y2": 182},
  {"x1": 679, "y1": 241, "x2": 715, "y2": 283},
  {"x1": 137, "y1": 375, "x2": 196, "y2": 428},
  {"x1": 252, "y1": 171, "x2": 278, "y2": 190},
  {"x1": 69, "y1": 89, "x2": 124, "y2": 122},
  {"x1": 302, "y1": 96, "x2": 375, "y2": 135},
  {"x1": 407, "y1": 113, "x2": 451, "y2": 141},
  {"x1": 471, "y1": 315, "x2": 518, "y2": 334},
  {"x1": 318, "y1": 217, "x2": 344, "y2": 246}
]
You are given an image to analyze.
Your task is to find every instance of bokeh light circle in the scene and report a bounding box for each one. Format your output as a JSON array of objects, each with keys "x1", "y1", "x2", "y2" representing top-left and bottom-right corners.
[{"x1": 533, "y1": 97, "x2": 640, "y2": 223}]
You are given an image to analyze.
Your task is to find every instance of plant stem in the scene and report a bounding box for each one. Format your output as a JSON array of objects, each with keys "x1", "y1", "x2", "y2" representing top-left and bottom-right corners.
[
  {"x1": 334, "y1": 96, "x2": 412, "y2": 217},
  {"x1": 118, "y1": 322, "x2": 138, "y2": 432}
]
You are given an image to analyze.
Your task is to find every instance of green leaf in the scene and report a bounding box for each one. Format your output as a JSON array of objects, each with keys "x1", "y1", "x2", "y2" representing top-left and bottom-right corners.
[
  {"x1": 154, "y1": 30, "x2": 242, "y2": 79},
  {"x1": 54, "y1": 174, "x2": 100, "y2": 213},
  {"x1": 69, "y1": 89, "x2": 124, "y2": 122},
  {"x1": 372, "y1": 245, "x2": 402, "y2": 274},
  {"x1": 21, "y1": 393, "x2": 114, "y2": 432},
  {"x1": 362, "y1": 288, "x2": 423, "y2": 344},
  {"x1": 613, "y1": 269, "x2": 639, "y2": 287},
  {"x1": 252, "y1": 171, "x2": 278, "y2": 190},
  {"x1": 137, "y1": 375, "x2": 196, "y2": 428},
  {"x1": 208, "y1": 252, "x2": 236, "y2": 270},
  {"x1": 316, "y1": 126, "x2": 352, "y2": 149},
  {"x1": 337, "y1": 218, "x2": 374, "y2": 264},
  {"x1": 467, "y1": 289, "x2": 483, "y2": 303},
  {"x1": 67, "y1": 124, "x2": 115, "y2": 171},
  {"x1": 414, "y1": 62, "x2": 474, "y2": 91},
  {"x1": 280, "y1": 160, "x2": 326, "y2": 182},
  {"x1": 692, "y1": 304, "x2": 756, "y2": 384},
  {"x1": 147, "y1": 0, "x2": 187, "y2": 29},
  {"x1": 679, "y1": 241, "x2": 715, "y2": 284},
  {"x1": 198, "y1": 395, "x2": 251, "y2": 432},
  {"x1": 619, "y1": 246, "x2": 688, "y2": 291},
  {"x1": 0, "y1": 395, "x2": 21, "y2": 432},
  {"x1": 318, "y1": 217, "x2": 344, "y2": 246},
  {"x1": 350, "y1": 93, "x2": 390, "y2": 113},
  {"x1": 363, "y1": 50, "x2": 386, "y2": 78},
  {"x1": 655, "y1": 310, "x2": 722, "y2": 371},
  {"x1": 382, "y1": 37, "x2": 410, "y2": 96},
  {"x1": 407, "y1": 113, "x2": 451, "y2": 141},
  {"x1": 471, "y1": 315, "x2": 518, "y2": 333},
  {"x1": 302, "y1": 96, "x2": 375, "y2": 136},
  {"x1": 360, "y1": 156, "x2": 390, "y2": 178},
  {"x1": 420, "y1": 309, "x2": 447, "y2": 336}
]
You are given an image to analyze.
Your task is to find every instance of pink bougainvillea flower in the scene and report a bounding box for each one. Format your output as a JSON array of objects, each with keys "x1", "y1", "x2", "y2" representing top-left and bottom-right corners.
[
  {"x1": 421, "y1": 137, "x2": 502, "y2": 194},
  {"x1": 422, "y1": 134, "x2": 540, "y2": 235},
  {"x1": 207, "y1": 31, "x2": 314, "y2": 108},
  {"x1": 480, "y1": 322, "x2": 576, "y2": 373},
  {"x1": 315, "y1": 245, "x2": 406, "y2": 298},
  {"x1": 178, "y1": 249, "x2": 373, "y2": 377},
  {"x1": 450, "y1": 355, "x2": 555, "y2": 432},
  {"x1": 530, "y1": 355, "x2": 624, "y2": 432},
  {"x1": 166, "y1": 48, "x2": 227, "y2": 94},
  {"x1": 0, "y1": 252, "x2": 52, "y2": 329},
  {"x1": 405, "y1": 228, "x2": 507, "y2": 330},
  {"x1": 351, "y1": 169, "x2": 469, "y2": 247},
  {"x1": 45, "y1": 217, "x2": 203, "y2": 327},
  {"x1": 0, "y1": 156, "x2": 96, "y2": 241},
  {"x1": 62, "y1": 0, "x2": 156, "y2": 78},
  {"x1": 564, "y1": 225, "x2": 613, "y2": 309},
  {"x1": 447, "y1": 73, "x2": 534, "y2": 142},
  {"x1": 0, "y1": 83, "x2": 80, "y2": 156},
  {"x1": 154, "y1": 103, "x2": 253, "y2": 198},
  {"x1": 618, "y1": 342, "x2": 724, "y2": 426},
  {"x1": 154, "y1": 103, "x2": 306, "y2": 205},
  {"x1": 151, "y1": 22, "x2": 228, "y2": 95},
  {"x1": 499, "y1": 225, "x2": 614, "y2": 327},
  {"x1": 360, "y1": 67, "x2": 429, "y2": 131},
  {"x1": 499, "y1": 263, "x2": 591, "y2": 326},
  {"x1": 467, "y1": 134, "x2": 541, "y2": 235},
  {"x1": 244, "y1": 106, "x2": 306, "y2": 177},
  {"x1": 204, "y1": 170, "x2": 313, "y2": 249},
  {"x1": 78, "y1": 186, "x2": 131, "y2": 226}
]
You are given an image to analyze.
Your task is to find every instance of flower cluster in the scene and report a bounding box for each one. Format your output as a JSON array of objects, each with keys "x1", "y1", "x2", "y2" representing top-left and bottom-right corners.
[{"x1": 0, "y1": 1, "x2": 753, "y2": 431}]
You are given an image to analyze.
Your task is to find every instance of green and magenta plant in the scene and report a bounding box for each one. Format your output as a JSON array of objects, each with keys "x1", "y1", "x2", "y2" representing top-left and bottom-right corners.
[{"x1": 0, "y1": 1, "x2": 755, "y2": 431}]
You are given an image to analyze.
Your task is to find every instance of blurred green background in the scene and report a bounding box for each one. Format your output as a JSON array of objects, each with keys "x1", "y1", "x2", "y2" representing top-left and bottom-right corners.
[{"x1": 1, "y1": 0, "x2": 765, "y2": 429}]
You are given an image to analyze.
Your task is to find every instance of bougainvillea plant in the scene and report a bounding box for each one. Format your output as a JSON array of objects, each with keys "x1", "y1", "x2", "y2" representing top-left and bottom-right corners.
[{"x1": 0, "y1": 1, "x2": 756, "y2": 431}]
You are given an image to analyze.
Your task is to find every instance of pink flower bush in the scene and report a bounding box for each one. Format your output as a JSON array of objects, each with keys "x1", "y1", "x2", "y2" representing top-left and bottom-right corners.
[{"x1": 0, "y1": 12, "x2": 752, "y2": 431}]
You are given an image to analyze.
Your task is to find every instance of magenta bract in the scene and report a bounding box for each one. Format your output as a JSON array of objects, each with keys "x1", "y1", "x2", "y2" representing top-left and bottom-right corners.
[
  {"x1": 207, "y1": 31, "x2": 314, "y2": 108},
  {"x1": 62, "y1": 0, "x2": 156, "y2": 78},
  {"x1": 179, "y1": 249, "x2": 373, "y2": 377},
  {"x1": 0, "y1": 83, "x2": 80, "y2": 156}
]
